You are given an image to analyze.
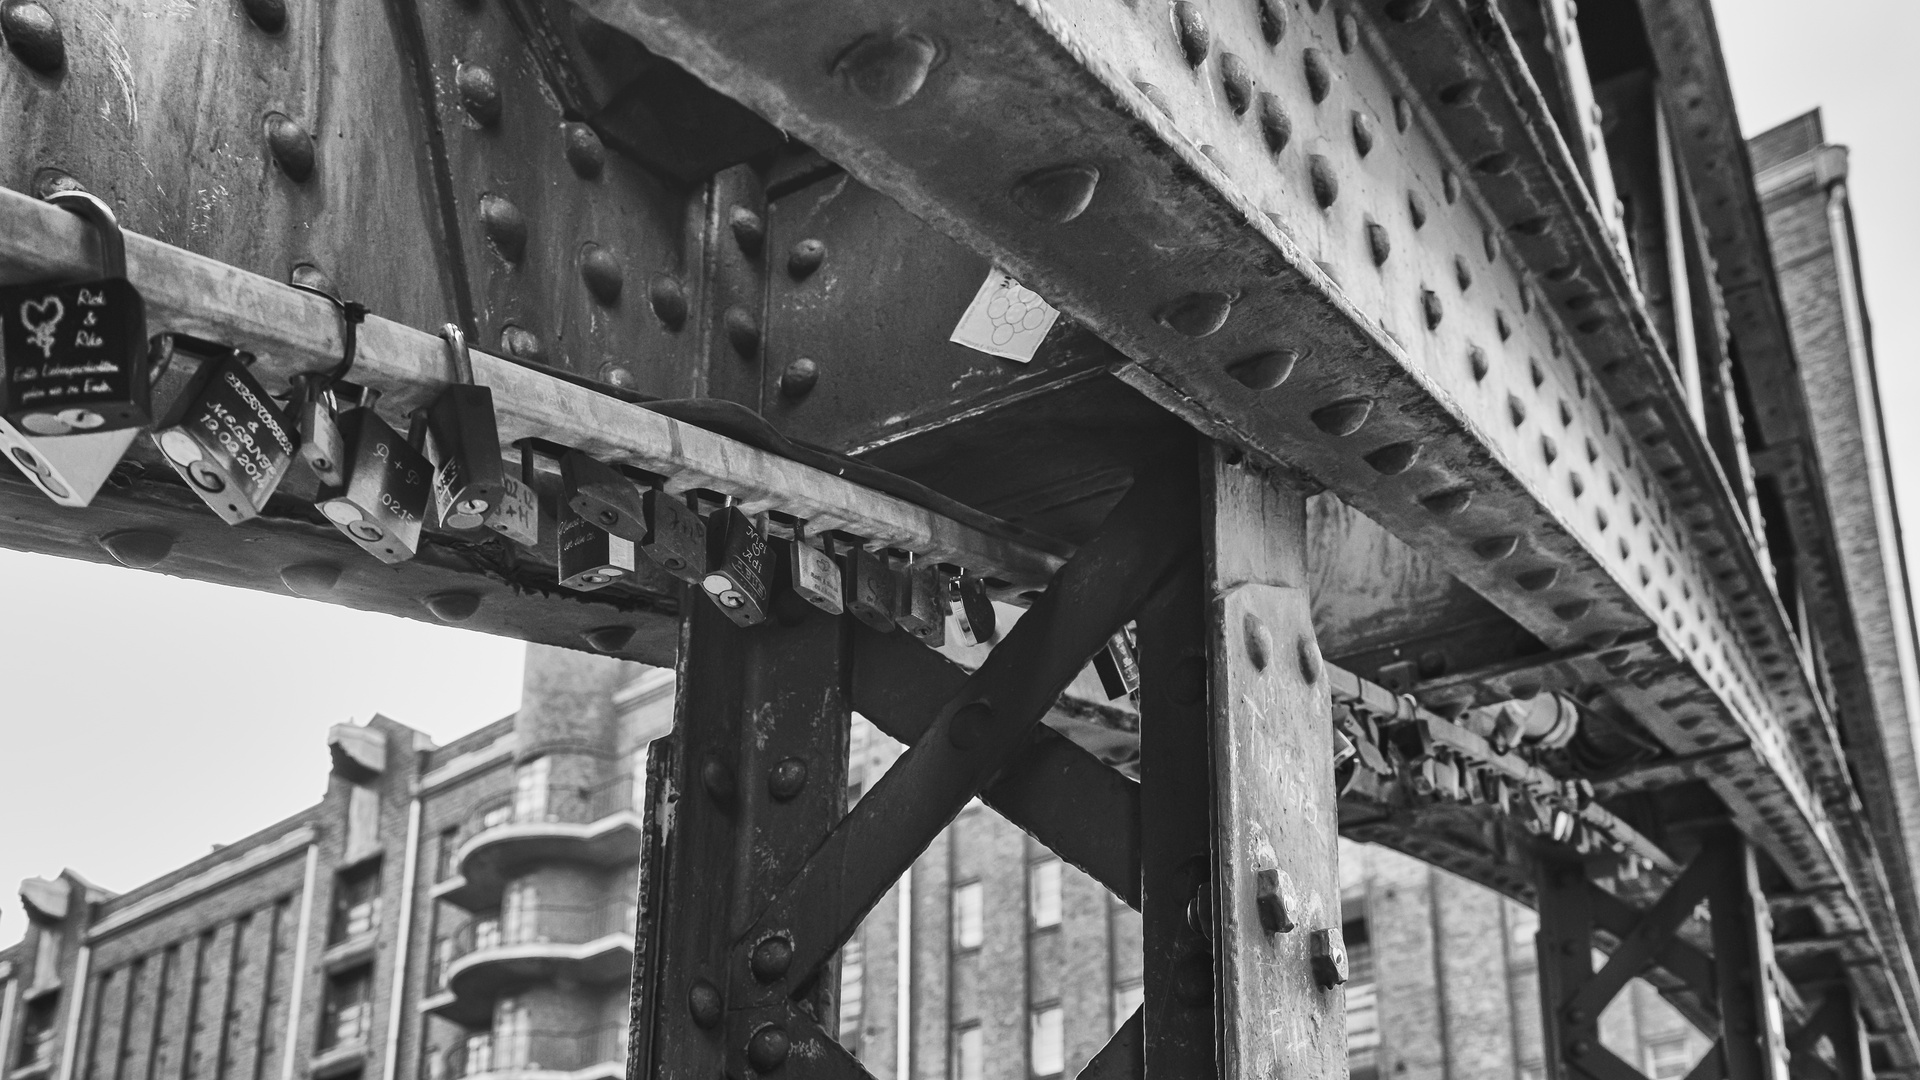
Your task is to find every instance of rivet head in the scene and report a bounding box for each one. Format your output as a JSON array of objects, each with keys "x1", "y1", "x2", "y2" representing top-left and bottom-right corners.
[
  {"x1": 1226, "y1": 349, "x2": 1296, "y2": 391},
  {"x1": 1173, "y1": 1, "x2": 1209, "y2": 67},
  {"x1": 1297, "y1": 636, "x2": 1321, "y2": 684},
  {"x1": 1254, "y1": 867, "x2": 1294, "y2": 934},
  {"x1": 1135, "y1": 80, "x2": 1175, "y2": 119},
  {"x1": 500, "y1": 324, "x2": 545, "y2": 363},
  {"x1": 1311, "y1": 928, "x2": 1349, "y2": 987},
  {"x1": 1309, "y1": 397, "x2": 1373, "y2": 436},
  {"x1": 562, "y1": 122, "x2": 605, "y2": 178},
  {"x1": 1243, "y1": 611, "x2": 1272, "y2": 671},
  {"x1": 1421, "y1": 288, "x2": 1443, "y2": 329},
  {"x1": 787, "y1": 239, "x2": 827, "y2": 280},
  {"x1": 724, "y1": 306, "x2": 761, "y2": 358},
  {"x1": 479, "y1": 194, "x2": 527, "y2": 263},
  {"x1": 1364, "y1": 441, "x2": 1422, "y2": 475},
  {"x1": 947, "y1": 700, "x2": 995, "y2": 751},
  {"x1": 1468, "y1": 346, "x2": 1488, "y2": 381},
  {"x1": 649, "y1": 274, "x2": 689, "y2": 330},
  {"x1": 1258, "y1": 93, "x2": 1292, "y2": 154},
  {"x1": 457, "y1": 64, "x2": 502, "y2": 126},
  {"x1": 1408, "y1": 190, "x2": 1427, "y2": 228},
  {"x1": 2, "y1": 0, "x2": 63, "y2": 74},
  {"x1": 1220, "y1": 53, "x2": 1254, "y2": 115},
  {"x1": 686, "y1": 980, "x2": 722, "y2": 1028},
  {"x1": 598, "y1": 363, "x2": 635, "y2": 389},
  {"x1": 729, "y1": 205, "x2": 766, "y2": 256},
  {"x1": 746, "y1": 1025, "x2": 790, "y2": 1072},
  {"x1": 1513, "y1": 215, "x2": 1553, "y2": 237},
  {"x1": 582, "y1": 625, "x2": 635, "y2": 653},
  {"x1": 1384, "y1": 0, "x2": 1433, "y2": 20},
  {"x1": 424, "y1": 591, "x2": 482, "y2": 622},
  {"x1": 1473, "y1": 535, "x2": 1520, "y2": 560},
  {"x1": 1455, "y1": 257, "x2": 1473, "y2": 292},
  {"x1": 263, "y1": 112, "x2": 315, "y2": 183},
  {"x1": 750, "y1": 935, "x2": 794, "y2": 981},
  {"x1": 1476, "y1": 151, "x2": 1517, "y2": 174},
  {"x1": 100, "y1": 530, "x2": 173, "y2": 569},
  {"x1": 835, "y1": 31, "x2": 938, "y2": 108},
  {"x1": 1257, "y1": 0, "x2": 1286, "y2": 44},
  {"x1": 1351, "y1": 110, "x2": 1374, "y2": 156},
  {"x1": 279, "y1": 562, "x2": 341, "y2": 597},
  {"x1": 1336, "y1": 12, "x2": 1357, "y2": 52},
  {"x1": 1439, "y1": 78, "x2": 1483, "y2": 107},
  {"x1": 767, "y1": 758, "x2": 809, "y2": 801},
  {"x1": 779, "y1": 357, "x2": 819, "y2": 398},
  {"x1": 1156, "y1": 292, "x2": 1234, "y2": 338},
  {"x1": 31, "y1": 166, "x2": 81, "y2": 199},
  {"x1": 580, "y1": 243, "x2": 624, "y2": 305},
  {"x1": 1010, "y1": 163, "x2": 1101, "y2": 225},
  {"x1": 1555, "y1": 599, "x2": 1592, "y2": 621},
  {"x1": 1308, "y1": 154, "x2": 1338, "y2": 208},
  {"x1": 1303, "y1": 47, "x2": 1331, "y2": 103},
  {"x1": 240, "y1": 0, "x2": 287, "y2": 33},
  {"x1": 1422, "y1": 487, "x2": 1474, "y2": 516},
  {"x1": 701, "y1": 757, "x2": 736, "y2": 803},
  {"x1": 1364, "y1": 219, "x2": 1391, "y2": 266},
  {"x1": 1393, "y1": 95, "x2": 1411, "y2": 132},
  {"x1": 1517, "y1": 567, "x2": 1560, "y2": 591}
]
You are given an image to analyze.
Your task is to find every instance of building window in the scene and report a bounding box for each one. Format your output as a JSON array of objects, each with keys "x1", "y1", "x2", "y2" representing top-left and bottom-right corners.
[
  {"x1": 501, "y1": 880, "x2": 539, "y2": 944},
  {"x1": 1029, "y1": 1005, "x2": 1064, "y2": 1078},
  {"x1": 1029, "y1": 859, "x2": 1062, "y2": 931},
  {"x1": 494, "y1": 997, "x2": 530, "y2": 1069},
  {"x1": 330, "y1": 863, "x2": 383, "y2": 943},
  {"x1": 18, "y1": 994, "x2": 58, "y2": 1069},
  {"x1": 838, "y1": 937, "x2": 865, "y2": 1050},
  {"x1": 436, "y1": 828, "x2": 459, "y2": 882},
  {"x1": 30, "y1": 925, "x2": 61, "y2": 989},
  {"x1": 513, "y1": 757, "x2": 551, "y2": 822},
  {"x1": 952, "y1": 1025, "x2": 983, "y2": 1080},
  {"x1": 319, "y1": 968, "x2": 374, "y2": 1050},
  {"x1": 953, "y1": 882, "x2": 984, "y2": 951},
  {"x1": 1644, "y1": 1038, "x2": 1692, "y2": 1080},
  {"x1": 1111, "y1": 981, "x2": 1143, "y2": 1032}
]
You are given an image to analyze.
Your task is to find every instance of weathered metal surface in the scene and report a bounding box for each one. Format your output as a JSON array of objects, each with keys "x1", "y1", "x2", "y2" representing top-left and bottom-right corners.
[{"x1": 1705, "y1": 825, "x2": 1793, "y2": 1080}]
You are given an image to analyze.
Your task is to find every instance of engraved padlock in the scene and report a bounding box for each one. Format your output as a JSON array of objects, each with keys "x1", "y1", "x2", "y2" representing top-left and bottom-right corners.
[
  {"x1": 0, "y1": 191, "x2": 150, "y2": 436},
  {"x1": 0, "y1": 421, "x2": 137, "y2": 507},
  {"x1": 151, "y1": 338, "x2": 299, "y2": 524},
  {"x1": 291, "y1": 373, "x2": 346, "y2": 489},
  {"x1": 894, "y1": 556, "x2": 948, "y2": 646},
  {"x1": 641, "y1": 487, "x2": 706, "y2": 583},
  {"x1": 428, "y1": 325, "x2": 507, "y2": 531},
  {"x1": 841, "y1": 540, "x2": 896, "y2": 633},
  {"x1": 483, "y1": 437, "x2": 540, "y2": 548},
  {"x1": 948, "y1": 571, "x2": 997, "y2": 646},
  {"x1": 1091, "y1": 624, "x2": 1141, "y2": 700},
  {"x1": 702, "y1": 507, "x2": 772, "y2": 627},
  {"x1": 557, "y1": 491, "x2": 637, "y2": 591},
  {"x1": 562, "y1": 450, "x2": 647, "y2": 540},
  {"x1": 316, "y1": 389, "x2": 432, "y2": 564},
  {"x1": 785, "y1": 521, "x2": 843, "y2": 615}
]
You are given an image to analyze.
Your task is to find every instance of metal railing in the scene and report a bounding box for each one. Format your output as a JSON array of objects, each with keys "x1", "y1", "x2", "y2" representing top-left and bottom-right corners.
[
  {"x1": 451, "y1": 774, "x2": 638, "y2": 856},
  {"x1": 442, "y1": 901, "x2": 637, "y2": 968},
  {"x1": 444, "y1": 1027, "x2": 627, "y2": 1078}
]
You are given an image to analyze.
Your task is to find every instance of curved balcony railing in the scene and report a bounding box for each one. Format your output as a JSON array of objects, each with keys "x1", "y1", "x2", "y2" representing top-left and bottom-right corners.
[
  {"x1": 454, "y1": 774, "x2": 637, "y2": 852},
  {"x1": 436, "y1": 775, "x2": 642, "y2": 911},
  {"x1": 433, "y1": 900, "x2": 637, "y2": 1016},
  {"x1": 445, "y1": 901, "x2": 636, "y2": 967},
  {"x1": 444, "y1": 1027, "x2": 626, "y2": 1080}
]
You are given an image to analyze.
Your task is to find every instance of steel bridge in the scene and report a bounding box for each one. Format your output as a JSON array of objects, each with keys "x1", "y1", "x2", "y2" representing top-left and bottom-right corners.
[{"x1": 0, "y1": 0, "x2": 1914, "y2": 1078}]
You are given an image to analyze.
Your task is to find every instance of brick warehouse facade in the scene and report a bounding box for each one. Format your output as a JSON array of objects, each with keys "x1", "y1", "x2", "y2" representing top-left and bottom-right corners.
[{"x1": 0, "y1": 106, "x2": 1890, "y2": 1080}]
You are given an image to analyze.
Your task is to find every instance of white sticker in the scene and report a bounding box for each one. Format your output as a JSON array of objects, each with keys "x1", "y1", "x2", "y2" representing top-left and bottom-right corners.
[{"x1": 949, "y1": 269, "x2": 1060, "y2": 363}]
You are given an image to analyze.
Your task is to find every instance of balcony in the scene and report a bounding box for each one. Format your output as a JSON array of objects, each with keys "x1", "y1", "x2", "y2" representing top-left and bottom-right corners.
[
  {"x1": 434, "y1": 776, "x2": 642, "y2": 911},
  {"x1": 430, "y1": 902, "x2": 636, "y2": 1025},
  {"x1": 443, "y1": 1027, "x2": 626, "y2": 1080}
]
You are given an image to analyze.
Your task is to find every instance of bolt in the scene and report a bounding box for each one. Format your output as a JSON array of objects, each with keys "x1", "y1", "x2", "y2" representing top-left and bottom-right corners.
[
  {"x1": 240, "y1": 0, "x2": 286, "y2": 33},
  {"x1": 947, "y1": 700, "x2": 994, "y2": 751},
  {"x1": 729, "y1": 206, "x2": 766, "y2": 256},
  {"x1": 1220, "y1": 53, "x2": 1254, "y2": 116},
  {"x1": 787, "y1": 239, "x2": 826, "y2": 280},
  {"x1": 2, "y1": 0, "x2": 63, "y2": 74},
  {"x1": 686, "y1": 979, "x2": 722, "y2": 1028},
  {"x1": 834, "y1": 31, "x2": 937, "y2": 108},
  {"x1": 702, "y1": 757, "x2": 736, "y2": 803},
  {"x1": 1308, "y1": 154, "x2": 1338, "y2": 208},
  {"x1": 1310, "y1": 928, "x2": 1348, "y2": 987},
  {"x1": 457, "y1": 64, "x2": 502, "y2": 126},
  {"x1": 750, "y1": 935, "x2": 794, "y2": 982},
  {"x1": 580, "y1": 243, "x2": 624, "y2": 305},
  {"x1": 1254, "y1": 867, "x2": 1294, "y2": 935},
  {"x1": 1303, "y1": 47, "x2": 1330, "y2": 103},
  {"x1": 562, "y1": 122, "x2": 605, "y2": 178},
  {"x1": 1309, "y1": 397, "x2": 1372, "y2": 436},
  {"x1": 263, "y1": 112, "x2": 315, "y2": 182},
  {"x1": 1172, "y1": 1, "x2": 1209, "y2": 67},
  {"x1": 479, "y1": 194, "x2": 527, "y2": 263},
  {"x1": 1010, "y1": 163, "x2": 1100, "y2": 225},
  {"x1": 746, "y1": 1024, "x2": 790, "y2": 1072},
  {"x1": 1156, "y1": 292, "x2": 1233, "y2": 338},
  {"x1": 649, "y1": 274, "x2": 689, "y2": 330},
  {"x1": 767, "y1": 757, "x2": 808, "y2": 801},
  {"x1": 1258, "y1": 94, "x2": 1291, "y2": 154},
  {"x1": 1225, "y1": 349, "x2": 1296, "y2": 391},
  {"x1": 779, "y1": 357, "x2": 819, "y2": 398}
]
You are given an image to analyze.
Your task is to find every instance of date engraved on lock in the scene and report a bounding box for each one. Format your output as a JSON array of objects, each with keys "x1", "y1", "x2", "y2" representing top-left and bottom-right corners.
[
  {"x1": 318, "y1": 408, "x2": 432, "y2": 564},
  {"x1": 154, "y1": 355, "x2": 298, "y2": 525}
]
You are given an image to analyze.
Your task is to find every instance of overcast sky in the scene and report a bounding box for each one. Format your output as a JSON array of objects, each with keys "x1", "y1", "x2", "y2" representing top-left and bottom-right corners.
[{"x1": 2, "y1": 0, "x2": 1917, "y2": 942}]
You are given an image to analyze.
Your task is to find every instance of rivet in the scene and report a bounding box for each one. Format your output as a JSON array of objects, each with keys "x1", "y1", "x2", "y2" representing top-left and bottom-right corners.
[
  {"x1": 687, "y1": 980, "x2": 722, "y2": 1028},
  {"x1": 1483, "y1": 229, "x2": 1499, "y2": 262},
  {"x1": 1577, "y1": 316, "x2": 1606, "y2": 334},
  {"x1": 1407, "y1": 190, "x2": 1426, "y2": 228},
  {"x1": 649, "y1": 274, "x2": 689, "y2": 330},
  {"x1": 725, "y1": 306, "x2": 760, "y2": 358},
  {"x1": 1541, "y1": 435, "x2": 1558, "y2": 464},
  {"x1": 1169, "y1": 655, "x2": 1208, "y2": 705},
  {"x1": 1546, "y1": 263, "x2": 1578, "y2": 282},
  {"x1": 1496, "y1": 311, "x2": 1511, "y2": 340},
  {"x1": 1439, "y1": 78, "x2": 1483, "y2": 106},
  {"x1": 479, "y1": 194, "x2": 527, "y2": 263},
  {"x1": 1393, "y1": 95, "x2": 1411, "y2": 131},
  {"x1": 1309, "y1": 397, "x2": 1372, "y2": 436},
  {"x1": 598, "y1": 363, "x2": 635, "y2": 389},
  {"x1": 1555, "y1": 600, "x2": 1593, "y2": 621},
  {"x1": 240, "y1": 0, "x2": 286, "y2": 34},
  {"x1": 1336, "y1": 13, "x2": 1357, "y2": 52},
  {"x1": 1475, "y1": 151, "x2": 1517, "y2": 174},
  {"x1": 835, "y1": 31, "x2": 938, "y2": 108},
  {"x1": 582, "y1": 625, "x2": 635, "y2": 653},
  {"x1": 701, "y1": 757, "x2": 736, "y2": 803},
  {"x1": 1226, "y1": 349, "x2": 1297, "y2": 390},
  {"x1": 1243, "y1": 611, "x2": 1272, "y2": 671},
  {"x1": 1157, "y1": 292, "x2": 1234, "y2": 337},
  {"x1": 423, "y1": 592, "x2": 482, "y2": 622},
  {"x1": 2, "y1": 0, "x2": 63, "y2": 74},
  {"x1": 1010, "y1": 163, "x2": 1101, "y2": 224},
  {"x1": 1513, "y1": 215, "x2": 1553, "y2": 236},
  {"x1": 767, "y1": 757, "x2": 809, "y2": 801},
  {"x1": 290, "y1": 263, "x2": 334, "y2": 295},
  {"x1": 1308, "y1": 154, "x2": 1338, "y2": 207},
  {"x1": 279, "y1": 562, "x2": 341, "y2": 597},
  {"x1": 729, "y1": 206, "x2": 766, "y2": 256},
  {"x1": 1173, "y1": 1, "x2": 1209, "y2": 67},
  {"x1": 1254, "y1": 867, "x2": 1294, "y2": 934},
  {"x1": 580, "y1": 243, "x2": 624, "y2": 305},
  {"x1": 746, "y1": 1025, "x2": 791, "y2": 1072},
  {"x1": 1422, "y1": 487, "x2": 1473, "y2": 515},
  {"x1": 1258, "y1": 94, "x2": 1292, "y2": 154},
  {"x1": 1421, "y1": 289, "x2": 1443, "y2": 329},
  {"x1": 1364, "y1": 219, "x2": 1390, "y2": 266},
  {"x1": 263, "y1": 112, "x2": 315, "y2": 183},
  {"x1": 1467, "y1": 345, "x2": 1488, "y2": 381},
  {"x1": 1351, "y1": 110, "x2": 1374, "y2": 156},
  {"x1": 1303, "y1": 48, "x2": 1331, "y2": 103},
  {"x1": 788, "y1": 239, "x2": 827, "y2": 279},
  {"x1": 947, "y1": 700, "x2": 995, "y2": 750},
  {"x1": 1455, "y1": 257, "x2": 1472, "y2": 291},
  {"x1": 780, "y1": 357, "x2": 819, "y2": 398},
  {"x1": 457, "y1": 64, "x2": 502, "y2": 126},
  {"x1": 750, "y1": 935, "x2": 795, "y2": 981},
  {"x1": 100, "y1": 530, "x2": 173, "y2": 569},
  {"x1": 500, "y1": 324, "x2": 545, "y2": 363},
  {"x1": 1384, "y1": 0, "x2": 1432, "y2": 21},
  {"x1": 1135, "y1": 80, "x2": 1176, "y2": 119},
  {"x1": 1569, "y1": 1040, "x2": 1592, "y2": 1059},
  {"x1": 562, "y1": 122, "x2": 605, "y2": 178},
  {"x1": 1257, "y1": 0, "x2": 1286, "y2": 45},
  {"x1": 1199, "y1": 145, "x2": 1229, "y2": 172},
  {"x1": 1517, "y1": 567, "x2": 1559, "y2": 591},
  {"x1": 1473, "y1": 535, "x2": 1519, "y2": 560},
  {"x1": 1508, "y1": 395, "x2": 1526, "y2": 426},
  {"x1": 31, "y1": 167, "x2": 81, "y2": 199},
  {"x1": 1221, "y1": 53, "x2": 1254, "y2": 115},
  {"x1": 1364, "y1": 442, "x2": 1422, "y2": 475}
]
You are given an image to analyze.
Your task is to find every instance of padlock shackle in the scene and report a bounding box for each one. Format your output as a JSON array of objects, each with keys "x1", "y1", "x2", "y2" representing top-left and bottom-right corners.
[
  {"x1": 45, "y1": 190, "x2": 126, "y2": 280},
  {"x1": 439, "y1": 323, "x2": 475, "y2": 386}
]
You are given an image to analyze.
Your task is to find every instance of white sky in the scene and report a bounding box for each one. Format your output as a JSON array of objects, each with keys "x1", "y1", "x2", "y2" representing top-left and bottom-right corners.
[{"x1": 1, "y1": 0, "x2": 1917, "y2": 943}]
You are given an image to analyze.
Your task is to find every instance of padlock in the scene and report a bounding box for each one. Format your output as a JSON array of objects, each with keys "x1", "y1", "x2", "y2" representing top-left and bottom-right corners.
[
  {"x1": 947, "y1": 571, "x2": 997, "y2": 645},
  {"x1": 428, "y1": 325, "x2": 506, "y2": 531},
  {"x1": 0, "y1": 421, "x2": 137, "y2": 507},
  {"x1": 0, "y1": 191, "x2": 150, "y2": 436},
  {"x1": 316, "y1": 389, "x2": 432, "y2": 564},
  {"x1": 290, "y1": 374, "x2": 346, "y2": 490},
  {"x1": 785, "y1": 521, "x2": 843, "y2": 615},
  {"x1": 893, "y1": 556, "x2": 947, "y2": 646},
  {"x1": 1091, "y1": 625, "x2": 1141, "y2": 700},
  {"x1": 557, "y1": 493, "x2": 637, "y2": 591},
  {"x1": 562, "y1": 449, "x2": 647, "y2": 539},
  {"x1": 841, "y1": 541, "x2": 896, "y2": 633},
  {"x1": 150, "y1": 339, "x2": 298, "y2": 524},
  {"x1": 701, "y1": 507, "x2": 772, "y2": 627},
  {"x1": 483, "y1": 438, "x2": 540, "y2": 548}
]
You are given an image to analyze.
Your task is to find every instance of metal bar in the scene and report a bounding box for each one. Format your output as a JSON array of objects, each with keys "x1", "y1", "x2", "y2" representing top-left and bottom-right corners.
[
  {"x1": 1077, "y1": 1008, "x2": 1143, "y2": 1080},
  {"x1": 848, "y1": 626, "x2": 1142, "y2": 908},
  {"x1": 1683, "y1": 1042, "x2": 1726, "y2": 1080},
  {"x1": 1588, "y1": 885, "x2": 1720, "y2": 1029},
  {"x1": 1572, "y1": 853, "x2": 1718, "y2": 1023},
  {"x1": 1705, "y1": 825, "x2": 1791, "y2": 1080},
  {"x1": 1538, "y1": 855, "x2": 1601, "y2": 1080},
  {"x1": 731, "y1": 455, "x2": 1199, "y2": 1002}
]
